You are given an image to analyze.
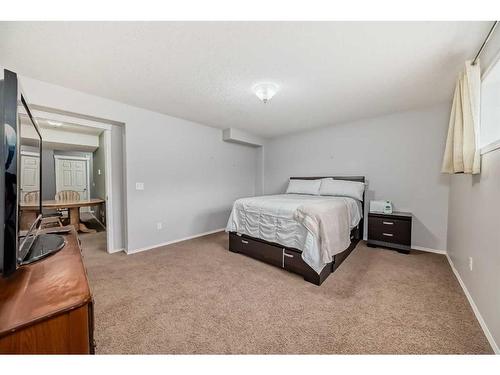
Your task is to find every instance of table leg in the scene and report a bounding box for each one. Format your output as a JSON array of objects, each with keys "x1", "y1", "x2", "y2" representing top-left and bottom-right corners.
[{"x1": 69, "y1": 207, "x2": 96, "y2": 234}]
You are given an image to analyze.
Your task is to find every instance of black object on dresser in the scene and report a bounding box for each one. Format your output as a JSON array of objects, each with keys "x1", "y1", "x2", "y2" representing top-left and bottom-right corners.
[{"x1": 367, "y1": 211, "x2": 412, "y2": 254}]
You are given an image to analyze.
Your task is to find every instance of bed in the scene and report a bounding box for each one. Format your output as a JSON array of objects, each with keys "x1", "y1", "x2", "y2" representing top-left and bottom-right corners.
[{"x1": 226, "y1": 176, "x2": 365, "y2": 285}]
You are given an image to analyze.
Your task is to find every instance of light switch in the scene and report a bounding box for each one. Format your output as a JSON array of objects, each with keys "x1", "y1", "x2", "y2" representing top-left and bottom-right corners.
[
  {"x1": 98, "y1": 169, "x2": 101, "y2": 175},
  {"x1": 136, "y1": 182, "x2": 145, "y2": 190}
]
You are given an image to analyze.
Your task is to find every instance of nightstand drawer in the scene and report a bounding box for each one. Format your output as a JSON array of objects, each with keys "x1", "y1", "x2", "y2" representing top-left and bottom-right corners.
[{"x1": 368, "y1": 217, "x2": 411, "y2": 245}]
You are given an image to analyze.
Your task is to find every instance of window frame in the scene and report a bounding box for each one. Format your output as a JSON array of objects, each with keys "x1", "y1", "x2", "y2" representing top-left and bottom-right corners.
[{"x1": 480, "y1": 52, "x2": 500, "y2": 155}]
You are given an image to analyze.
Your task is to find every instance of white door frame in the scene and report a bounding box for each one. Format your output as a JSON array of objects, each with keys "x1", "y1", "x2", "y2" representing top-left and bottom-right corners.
[
  {"x1": 103, "y1": 129, "x2": 115, "y2": 253},
  {"x1": 54, "y1": 155, "x2": 91, "y2": 202},
  {"x1": 32, "y1": 109, "x2": 117, "y2": 253}
]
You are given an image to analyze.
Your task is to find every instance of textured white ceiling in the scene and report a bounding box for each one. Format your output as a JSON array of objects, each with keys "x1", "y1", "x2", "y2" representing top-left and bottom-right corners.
[{"x1": 0, "y1": 22, "x2": 490, "y2": 137}]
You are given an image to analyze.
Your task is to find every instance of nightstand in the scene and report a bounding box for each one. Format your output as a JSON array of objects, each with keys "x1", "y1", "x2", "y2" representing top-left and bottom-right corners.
[{"x1": 367, "y1": 211, "x2": 412, "y2": 254}]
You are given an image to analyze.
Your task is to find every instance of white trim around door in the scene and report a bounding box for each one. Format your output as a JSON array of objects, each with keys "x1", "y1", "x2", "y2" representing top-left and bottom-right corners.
[{"x1": 103, "y1": 129, "x2": 115, "y2": 252}]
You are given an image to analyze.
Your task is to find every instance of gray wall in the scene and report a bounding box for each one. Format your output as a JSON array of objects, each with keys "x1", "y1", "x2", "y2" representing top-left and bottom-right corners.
[
  {"x1": 264, "y1": 104, "x2": 451, "y2": 251},
  {"x1": 447, "y1": 149, "x2": 500, "y2": 352},
  {"x1": 42, "y1": 148, "x2": 56, "y2": 200},
  {"x1": 20, "y1": 76, "x2": 259, "y2": 252},
  {"x1": 445, "y1": 31, "x2": 500, "y2": 353}
]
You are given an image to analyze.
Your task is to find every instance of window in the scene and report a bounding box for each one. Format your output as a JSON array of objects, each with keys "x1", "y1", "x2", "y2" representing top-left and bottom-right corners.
[{"x1": 480, "y1": 57, "x2": 500, "y2": 153}]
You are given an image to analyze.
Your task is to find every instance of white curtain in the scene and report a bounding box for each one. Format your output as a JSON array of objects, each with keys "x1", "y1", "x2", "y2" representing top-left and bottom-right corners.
[{"x1": 441, "y1": 60, "x2": 481, "y2": 174}]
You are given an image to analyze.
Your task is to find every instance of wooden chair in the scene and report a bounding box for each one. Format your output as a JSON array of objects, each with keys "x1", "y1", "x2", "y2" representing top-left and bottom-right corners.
[
  {"x1": 23, "y1": 191, "x2": 39, "y2": 204},
  {"x1": 24, "y1": 191, "x2": 63, "y2": 228},
  {"x1": 55, "y1": 190, "x2": 80, "y2": 225},
  {"x1": 55, "y1": 190, "x2": 80, "y2": 202}
]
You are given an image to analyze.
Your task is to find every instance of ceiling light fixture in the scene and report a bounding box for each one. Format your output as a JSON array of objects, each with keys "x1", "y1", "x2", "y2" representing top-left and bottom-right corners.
[
  {"x1": 252, "y1": 82, "x2": 279, "y2": 104},
  {"x1": 47, "y1": 120, "x2": 63, "y2": 127}
]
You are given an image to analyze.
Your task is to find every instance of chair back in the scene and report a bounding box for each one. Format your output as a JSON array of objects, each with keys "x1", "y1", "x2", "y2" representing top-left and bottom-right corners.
[
  {"x1": 55, "y1": 190, "x2": 80, "y2": 202},
  {"x1": 24, "y1": 191, "x2": 40, "y2": 204}
]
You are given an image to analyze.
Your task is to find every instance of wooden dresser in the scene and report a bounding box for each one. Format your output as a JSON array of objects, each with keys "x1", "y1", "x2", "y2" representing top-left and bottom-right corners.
[{"x1": 0, "y1": 228, "x2": 94, "y2": 354}]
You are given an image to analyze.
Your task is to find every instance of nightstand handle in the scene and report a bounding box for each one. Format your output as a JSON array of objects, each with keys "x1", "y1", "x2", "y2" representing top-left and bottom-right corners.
[
  {"x1": 241, "y1": 240, "x2": 249, "y2": 244},
  {"x1": 382, "y1": 233, "x2": 394, "y2": 237},
  {"x1": 382, "y1": 221, "x2": 394, "y2": 225}
]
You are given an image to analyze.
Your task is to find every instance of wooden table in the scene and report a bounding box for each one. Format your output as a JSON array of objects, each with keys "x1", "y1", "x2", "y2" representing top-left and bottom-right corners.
[{"x1": 21, "y1": 198, "x2": 105, "y2": 233}]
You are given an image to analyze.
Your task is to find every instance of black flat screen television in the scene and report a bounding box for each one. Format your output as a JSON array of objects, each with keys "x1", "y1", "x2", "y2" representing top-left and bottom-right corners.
[
  {"x1": 18, "y1": 90, "x2": 44, "y2": 263},
  {"x1": 0, "y1": 69, "x2": 21, "y2": 277},
  {"x1": 0, "y1": 69, "x2": 54, "y2": 277},
  {"x1": 1, "y1": 69, "x2": 66, "y2": 278}
]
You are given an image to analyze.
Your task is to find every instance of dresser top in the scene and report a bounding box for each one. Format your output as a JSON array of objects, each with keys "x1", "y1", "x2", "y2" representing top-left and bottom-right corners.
[
  {"x1": 368, "y1": 211, "x2": 412, "y2": 220},
  {"x1": 0, "y1": 228, "x2": 92, "y2": 337}
]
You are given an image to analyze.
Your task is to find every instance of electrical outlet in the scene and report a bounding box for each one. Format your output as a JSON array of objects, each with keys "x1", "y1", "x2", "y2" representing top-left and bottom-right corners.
[
  {"x1": 156, "y1": 222, "x2": 162, "y2": 230},
  {"x1": 469, "y1": 256, "x2": 473, "y2": 271},
  {"x1": 136, "y1": 182, "x2": 145, "y2": 190}
]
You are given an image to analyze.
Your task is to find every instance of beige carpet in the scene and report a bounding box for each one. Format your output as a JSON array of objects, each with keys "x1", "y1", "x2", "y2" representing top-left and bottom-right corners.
[{"x1": 79, "y1": 231, "x2": 492, "y2": 354}]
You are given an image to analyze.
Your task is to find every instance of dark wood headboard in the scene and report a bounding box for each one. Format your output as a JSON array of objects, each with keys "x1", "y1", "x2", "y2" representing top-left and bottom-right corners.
[{"x1": 290, "y1": 176, "x2": 365, "y2": 184}]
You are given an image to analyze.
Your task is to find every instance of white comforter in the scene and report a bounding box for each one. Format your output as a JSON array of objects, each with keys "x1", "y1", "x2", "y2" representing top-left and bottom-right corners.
[{"x1": 225, "y1": 194, "x2": 362, "y2": 274}]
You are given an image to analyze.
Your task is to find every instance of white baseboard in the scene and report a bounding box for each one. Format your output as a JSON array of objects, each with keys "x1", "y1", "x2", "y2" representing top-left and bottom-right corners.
[
  {"x1": 127, "y1": 228, "x2": 225, "y2": 255},
  {"x1": 108, "y1": 248, "x2": 125, "y2": 254},
  {"x1": 446, "y1": 254, "x2": 499, "y2": 354},
  {"x1": 412, "y1": 245, "x2": 447, "y2": 255},
  {"x1": 362, "y1": 235, "x2": 447, "y2": 255}
]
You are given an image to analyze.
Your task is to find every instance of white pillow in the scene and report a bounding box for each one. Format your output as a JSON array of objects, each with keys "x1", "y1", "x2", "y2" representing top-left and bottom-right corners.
[
  {"x1": 285, "y1": 179, "x2": 322, "y2": 195},
  {"x1": 319, "y1": 179, "x2": 365, "y2": 201}
]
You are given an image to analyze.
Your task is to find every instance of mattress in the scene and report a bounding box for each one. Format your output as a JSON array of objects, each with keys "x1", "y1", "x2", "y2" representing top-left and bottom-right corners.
[{"x1": 225, "y1": 194, "x2": 362, "y2": 273}]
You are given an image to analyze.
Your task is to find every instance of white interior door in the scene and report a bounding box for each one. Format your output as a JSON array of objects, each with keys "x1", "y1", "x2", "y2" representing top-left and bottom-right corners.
[
  {"x1": 55, "y1": 157, "x2": 89, "y2": 201},
  {"x1": 20, "y1": 154, "x2": 40, "y2": 201}
]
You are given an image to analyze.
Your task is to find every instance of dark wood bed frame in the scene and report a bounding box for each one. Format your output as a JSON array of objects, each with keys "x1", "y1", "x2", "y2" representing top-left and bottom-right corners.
[{"x1": 229, "y1": 176, "x2": 365, "y2": 286}]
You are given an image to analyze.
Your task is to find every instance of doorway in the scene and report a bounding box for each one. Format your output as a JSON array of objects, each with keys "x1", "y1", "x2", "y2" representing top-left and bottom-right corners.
[{"x1": 18, "y1": 106, "x2": 126, "y2": 254}]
